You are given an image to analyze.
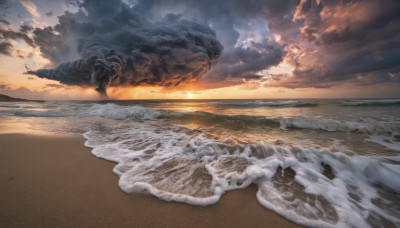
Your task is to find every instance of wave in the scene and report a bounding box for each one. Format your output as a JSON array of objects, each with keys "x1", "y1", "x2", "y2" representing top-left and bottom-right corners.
[
  {"x1": 0, "y1": 109, "x2": 72, "y2": 117},
  {"x1": 172, "y1": 111, "x2": 397, "y2": 135},
  {"x1": 209, "y1": 100, "x2": 318, "y2": 108},
  {"x1": 2, "y1": 102, "x2": 397, "y2": 136},
  {"x1": 171, "y1": 111, "x2": 280, "y2": 129},
  {"x1": 87, "y1": 103, "x2": 164, "y2": 120},
  {"x1": 171, "y1": 111, "x2": 399, "y2": 150},
  {"x1": 0, "y1": 102, "x2": 165, "y2": 120},
  {"x1": 278, "y1": 117, "x2": 395, "y2": 134},
  {"x1": 82, "y1": 121, "x2": 400, "y2": 227},
  {"x1": 342, "y1": 99, "x2": 400, "y2": 106}
]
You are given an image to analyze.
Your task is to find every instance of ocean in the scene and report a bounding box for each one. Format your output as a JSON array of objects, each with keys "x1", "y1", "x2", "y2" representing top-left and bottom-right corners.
[{"x1": 1, "y1": 99, "x2": 399, "y2": 227}]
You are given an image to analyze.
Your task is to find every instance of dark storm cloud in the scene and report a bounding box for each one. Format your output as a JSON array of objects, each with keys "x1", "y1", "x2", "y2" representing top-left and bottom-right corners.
[
  {"x1": 31, "y1": 25, "x2": 74, "y2": 65},
  {"x1": 133, "y1": 0, "x2": 286, "y2": 86},
  {"x1": 28, "y1": 0, "x2": 223, "y2": 96},
  {"x1": 268, "y1": 0, "x2": 400, "y2": 88},
  {"x1": 263, "y1": 0, "x2": 400, "y2": 88},
  {"x1": 138, "y1": 0, "x2": 400, "y2": 89},
  {"x1": 15, "y1": 0, "x2": 399, "y2": 93},
  {"x1": 203, "y1": 39, "x2": 284, "y2": 82}
]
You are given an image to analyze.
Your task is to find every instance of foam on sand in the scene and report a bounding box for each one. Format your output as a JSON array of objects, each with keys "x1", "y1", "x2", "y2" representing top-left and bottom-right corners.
[{"x1": 82, "y1": 119, "x2": 400, "y2": 227}]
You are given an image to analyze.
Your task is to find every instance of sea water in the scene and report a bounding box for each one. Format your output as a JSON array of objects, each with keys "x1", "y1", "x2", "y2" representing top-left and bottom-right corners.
[{"x1": 1, "y1": 99, "x2": 399, "y2": 227}]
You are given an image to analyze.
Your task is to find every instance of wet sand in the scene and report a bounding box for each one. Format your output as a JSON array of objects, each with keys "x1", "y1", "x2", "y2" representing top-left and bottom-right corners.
[{"x1": 0, "y1": 133, "x2": 300, "y2": 227}]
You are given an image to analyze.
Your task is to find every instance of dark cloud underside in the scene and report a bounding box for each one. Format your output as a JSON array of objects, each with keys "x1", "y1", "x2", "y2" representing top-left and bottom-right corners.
[{"x1": 27, "y1": 0, "x2": 223, "y2": 96}]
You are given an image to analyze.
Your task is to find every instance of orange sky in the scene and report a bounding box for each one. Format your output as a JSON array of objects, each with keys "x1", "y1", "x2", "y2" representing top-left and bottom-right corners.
[{"x1": 0, "y1": 42, "x2": 399, "y2": 100}]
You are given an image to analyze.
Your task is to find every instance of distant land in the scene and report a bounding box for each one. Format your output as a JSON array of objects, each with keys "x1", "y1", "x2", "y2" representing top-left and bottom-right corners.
[{"x1": 0, "y1": 94, "x2": 41, "y2": 102}]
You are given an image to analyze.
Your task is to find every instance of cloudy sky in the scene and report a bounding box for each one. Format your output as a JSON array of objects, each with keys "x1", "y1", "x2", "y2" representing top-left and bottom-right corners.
[{"x1": 0, "y1": 0, "x2": 399, "y2": 99}]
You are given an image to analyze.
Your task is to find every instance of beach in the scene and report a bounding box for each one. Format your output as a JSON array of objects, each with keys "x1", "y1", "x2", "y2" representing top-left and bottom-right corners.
[
  {"x1": 0, "y1": 132, "x2": 300, "y2": 227},
  {"x1": 0, "y1": 99, "x2": 399, "y2": 227}
]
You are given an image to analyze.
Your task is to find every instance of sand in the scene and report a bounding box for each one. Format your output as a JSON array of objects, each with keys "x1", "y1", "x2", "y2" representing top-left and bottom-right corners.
[{"x1": 0, "y1": 132, "x2": 301, "y2": 227}]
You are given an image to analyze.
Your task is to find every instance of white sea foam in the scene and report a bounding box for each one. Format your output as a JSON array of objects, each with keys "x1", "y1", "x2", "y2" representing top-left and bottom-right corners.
[
  {"x1": 81, "y1": 118, "x2": 400, "y2": 227},
  {"x1": 366, "y1": 134, "x2": 400, "y2": 151},
  {"x1": 0, "y1": 102, "x2": 166, "y2": 120},
  {"x1": 86, "y1": 103, "x2": 163, "y2": 120}
]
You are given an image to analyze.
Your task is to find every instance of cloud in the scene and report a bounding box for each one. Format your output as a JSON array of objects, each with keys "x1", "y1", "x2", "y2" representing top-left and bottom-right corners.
[
  {"x1": 0, "y1": 41, "x2": 12, "y2": 55},
  {"x1": 46, "y1": 11, "x2": 53, "y2": 17},
  {"x1": 133, "y1": 0, "x2": 286, "y2": 87},
  {"x1": 135, "y1": 0, "x2": 400, "y2": 90},
  {"x1": 201, "y1": 39, "x2": 284, "y2": 84},
  {"x1": 20, "y1": 0, "x2": 40, "y2": 18},
  {"x1": 0, "y1": 20, "x2": 35, "y2": 56},
  {"x1": 263, "y1": 0, "x2": 400, "y2": 88},
  {"x1": 0, "y1": 85, "x2": 100, "y2": 100},
  {"x1": 15, "y1": 49, "x2": 33, "y2": 58},
  {"x1": 0, "y1": 0, "x2": 8, "y2": 20},
  {"x1": 4, "y1": 0, "x2": 397, "y2": 95},
  {"x1": 0, "y1": 83, "x2": 11, "y2": 89},
  {"x1": 28, "y1": 0, "x2": 223, "y2": 97},
  {"x1": 0, "y1": 27, "x2": 34, "y2": 47},
  {"x1": 43, "y1": 83, "x2": 65, "y2": 89}
]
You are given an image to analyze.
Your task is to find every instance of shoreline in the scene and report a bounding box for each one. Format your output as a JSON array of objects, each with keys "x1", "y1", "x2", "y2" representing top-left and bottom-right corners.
[{"x1": 0, "y1": 132, "x2": 300, "y2": 227}]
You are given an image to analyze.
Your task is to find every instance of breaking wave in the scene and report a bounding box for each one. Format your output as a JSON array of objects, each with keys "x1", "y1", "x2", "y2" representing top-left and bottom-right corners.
[
  {"x1": 278, "y1": 117, "x2": 397, "y2": 134},
  {"x1": 342, "y1": 99, "x2": 400, "y2": 106}
]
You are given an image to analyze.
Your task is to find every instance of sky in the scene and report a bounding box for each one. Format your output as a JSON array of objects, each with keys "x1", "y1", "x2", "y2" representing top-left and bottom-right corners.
[{"x1": 0, "y1": 0, "x2": 399, "y2": 100}]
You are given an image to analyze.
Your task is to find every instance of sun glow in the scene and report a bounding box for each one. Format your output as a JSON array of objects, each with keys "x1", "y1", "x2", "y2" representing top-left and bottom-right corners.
[{"x1": 186, "y1": 91, "x2": 194, "y2": 99}]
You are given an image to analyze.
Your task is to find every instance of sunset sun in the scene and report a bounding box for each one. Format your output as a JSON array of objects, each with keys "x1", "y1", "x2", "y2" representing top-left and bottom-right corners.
[{"x1": 186, "y1": 91, "x2": 194, "y2": 99}]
